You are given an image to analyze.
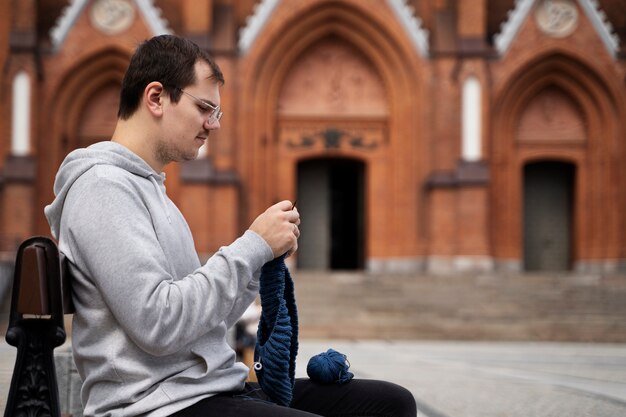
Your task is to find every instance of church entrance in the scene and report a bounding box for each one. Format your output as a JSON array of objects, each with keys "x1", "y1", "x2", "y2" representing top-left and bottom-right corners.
[
  {"x1": 523, "y1": 161, "x2": 575, "y2": 271},
  {"x1": 297, "y1": 158, "x2": 365, "y2": 270}
]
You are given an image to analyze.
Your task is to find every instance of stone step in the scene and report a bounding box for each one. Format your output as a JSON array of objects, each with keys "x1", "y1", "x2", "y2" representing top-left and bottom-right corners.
[{"x1": 291, "y1": 271, "x2": 626, "y2": 341}]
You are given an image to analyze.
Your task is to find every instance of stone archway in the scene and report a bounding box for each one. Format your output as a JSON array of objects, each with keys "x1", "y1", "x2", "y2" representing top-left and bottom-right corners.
[
  {"x1": 491, "y1": 53, "x2": 625, "y2": 271},
  {"x1": 238, "y1": 1, "x2": 424, "y2": 269},
  {"x1": 277, "y1": 35, "x2": 384, "y2": 271},
  {"x1": 37, "y1": 49, "x2": 129, "y2": 234}
]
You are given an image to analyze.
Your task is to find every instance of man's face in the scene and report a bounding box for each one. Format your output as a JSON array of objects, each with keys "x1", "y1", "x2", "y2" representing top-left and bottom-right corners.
[{"x1": 157, "y1": 60, "x2": 221, "y2": 166}]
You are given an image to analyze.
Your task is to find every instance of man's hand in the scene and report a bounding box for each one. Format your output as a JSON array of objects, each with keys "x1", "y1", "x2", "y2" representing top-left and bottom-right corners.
[{"x1": 249, "y1": 200, "x2": 300, "y2": 258}]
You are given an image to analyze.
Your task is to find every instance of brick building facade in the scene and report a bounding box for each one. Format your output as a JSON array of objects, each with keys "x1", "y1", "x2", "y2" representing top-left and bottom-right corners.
[{"x1": 1, "y1": 0, "x2": 625, "y2": 273}]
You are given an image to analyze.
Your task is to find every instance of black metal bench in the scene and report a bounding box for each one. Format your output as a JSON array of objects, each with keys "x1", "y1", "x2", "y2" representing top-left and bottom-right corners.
[
  {"x1": 3, "y1": 237, "x2": 255, "y2": 416},
  {"x1": 4, "y1": 236, "x2": 74, "y2": 417}
]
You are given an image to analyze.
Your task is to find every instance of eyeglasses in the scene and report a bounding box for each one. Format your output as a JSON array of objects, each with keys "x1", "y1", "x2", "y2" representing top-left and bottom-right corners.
[{"x1": 177, "y1": 87, "x2": 223, "y2": 123}]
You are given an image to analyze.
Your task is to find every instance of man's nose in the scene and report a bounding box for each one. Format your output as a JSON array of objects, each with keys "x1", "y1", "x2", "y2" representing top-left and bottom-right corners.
[{"x1": 204, "y1": 118, "x2": 220, "y2": 130}]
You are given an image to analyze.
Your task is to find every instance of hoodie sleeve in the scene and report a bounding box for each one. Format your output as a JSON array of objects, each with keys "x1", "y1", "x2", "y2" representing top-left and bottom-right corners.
[{"x1": 63, "y1": 169, "x2": 273, "y2": 356}]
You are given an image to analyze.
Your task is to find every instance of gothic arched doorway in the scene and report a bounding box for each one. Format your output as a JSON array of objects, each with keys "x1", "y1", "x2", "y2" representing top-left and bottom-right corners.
[
  {"x1": 523, "y1": 161, "x2": 575, "y2": 271},
  {"x1": 297, "y1": 158, "x2": 365, "y2": 270}
]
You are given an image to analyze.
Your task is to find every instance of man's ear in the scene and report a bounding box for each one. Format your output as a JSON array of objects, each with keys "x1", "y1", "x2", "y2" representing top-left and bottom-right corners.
[{"x1": 144, "y1": 82, "x2": 164, "y2": 117}]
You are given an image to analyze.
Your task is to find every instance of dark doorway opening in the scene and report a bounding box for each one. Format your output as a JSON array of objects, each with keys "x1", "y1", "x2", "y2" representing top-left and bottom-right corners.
[
  {"x1": 523, "y1": 161, "x2": 575, "y2": 271},
  {"x1": 297, "y1": 158, "x2": 365, "y2": 270}
]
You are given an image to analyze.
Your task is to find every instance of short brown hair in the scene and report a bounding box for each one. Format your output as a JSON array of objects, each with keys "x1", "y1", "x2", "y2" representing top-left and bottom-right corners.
[{"x1": 118, "y1": 35, "x2": 224, "y2": 120}]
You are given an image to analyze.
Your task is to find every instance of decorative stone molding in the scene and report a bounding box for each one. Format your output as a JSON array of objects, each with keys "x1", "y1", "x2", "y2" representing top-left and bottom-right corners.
[
  {"x1": 50, "y1": 0, "x2": 171, "y2": 51},
  {"x1": 180, "y1": 159, "x2": 239, "y2": 184},
  {"x1": 574, "y1": 260, "x2": 625, "y2": 273},
  {"x1": 134, "y1": 0, "x2": 171, "y2": 37},
  {"x1": 577, "y1": 0, "x2": 620, "y2": 57},
  {"x1": 239, "y1": 0, "x2": 430, "y2": 57},
  {"x1": 367, "y1": 257, "x2": 425, "y2": 273},
  {"x1": 427, "y1": 256, "x2": 495, "y2": 274},
  {"x1": 425, "y1": 160, "x2": 490, "y2": 189},
  {"x1": 2, "y1": 156, "x2": 36, "y2": 183},
  {"x1": 238, "y1": 0, "x2": 280, "y2": 53},
  {"x1": 50, "y1": 0, "x2": 89, "y2": 49},
  {"x1": 494, "y1": 259, "x2": 523, "y2": 272},
  {"x1": 494, "y1": 0, "x2": 619, "y2": 58},
  {"x1": 386, "y1": 0, "x2": 429, "y2": 58},
  {"x1": 494, "y1": 0, "x2": 536, "y2": 55},
  {"x1": 9, "y1": 31, "x2": 37, "y2": 51},
  {"x1": 285, "y1": 127, "x2": 380, "y2": 151}
]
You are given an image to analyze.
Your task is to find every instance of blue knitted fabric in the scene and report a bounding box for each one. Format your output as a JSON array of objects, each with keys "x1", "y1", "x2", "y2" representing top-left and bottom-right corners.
[{"x1": 254, "y1": 255, "x2": 299, "y2": 406}]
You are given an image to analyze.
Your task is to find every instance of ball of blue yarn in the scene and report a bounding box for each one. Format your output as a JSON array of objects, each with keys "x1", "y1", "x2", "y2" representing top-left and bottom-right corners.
[{"x1": 306, "y1": 348, "x2": 354, "y2": 384}]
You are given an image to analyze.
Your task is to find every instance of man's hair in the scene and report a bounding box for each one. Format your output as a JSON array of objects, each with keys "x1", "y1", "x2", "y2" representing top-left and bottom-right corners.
[{"x1": 118, "y1": 35, "x2": 224, "y2": 120}]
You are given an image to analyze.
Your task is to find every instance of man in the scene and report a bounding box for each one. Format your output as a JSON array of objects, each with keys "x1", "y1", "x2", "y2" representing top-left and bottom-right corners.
[{"x1": 45, "y1": 35, "x2": 415, "y2": 417}]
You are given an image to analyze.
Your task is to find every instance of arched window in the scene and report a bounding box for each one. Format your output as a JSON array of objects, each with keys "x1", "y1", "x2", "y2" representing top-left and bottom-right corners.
[
  {"x1": 462, "y1": 76, "x2": 481, "y2": 161},
  {"x1": 11, "y1": 71, "x2": 31, "y2": 156}
]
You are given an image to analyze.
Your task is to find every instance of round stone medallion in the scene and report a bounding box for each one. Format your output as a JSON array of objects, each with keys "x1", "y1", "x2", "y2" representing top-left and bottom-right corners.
[
  {"x1": 90, "y1": 0, "x2": 136, "y2": 35},
  {"x1": 535, "y1": 0, "x2": 578, "y2": 38}
]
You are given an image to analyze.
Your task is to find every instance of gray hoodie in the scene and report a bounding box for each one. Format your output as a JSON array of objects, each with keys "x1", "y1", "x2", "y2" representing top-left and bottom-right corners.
[{"x1": 45, "y1": 141, "x2": 273, "y2": 417}]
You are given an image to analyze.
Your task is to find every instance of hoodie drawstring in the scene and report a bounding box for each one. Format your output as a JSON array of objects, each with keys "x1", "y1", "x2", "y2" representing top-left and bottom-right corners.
[{"x1": 149, "y1": 175, "x2": 172, "y2": 224}]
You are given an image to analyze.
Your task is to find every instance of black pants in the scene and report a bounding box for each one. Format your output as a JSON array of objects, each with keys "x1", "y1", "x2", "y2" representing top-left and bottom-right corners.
[{"x1": 169, "y1": 379, "x2": 417, "y2": 417}]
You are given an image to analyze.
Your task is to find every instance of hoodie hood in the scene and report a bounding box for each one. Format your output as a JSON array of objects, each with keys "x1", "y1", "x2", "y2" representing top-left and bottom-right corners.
[{"x1": 45, "y1": 141, "x2": 165, "y2": 239}]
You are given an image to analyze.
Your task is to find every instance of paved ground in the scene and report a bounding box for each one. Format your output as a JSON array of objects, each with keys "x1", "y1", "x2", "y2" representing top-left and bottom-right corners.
[
  {"x1": 2, "y1": 266, "x2": 626, "y2": 416},
  {"x1": 0, "y1": 342, "x2": 13, "y2": 415},
  {"x1": 296, "y1": 340, "x2": 626, "y2": 417},
  {"x1": 2, "y1": 339, "x2": 626, "y2": 417}
]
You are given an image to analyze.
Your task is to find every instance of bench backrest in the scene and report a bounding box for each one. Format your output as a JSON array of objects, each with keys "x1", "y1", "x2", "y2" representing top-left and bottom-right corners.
[
  {"x1": 13, "y1": 237, "x2": 75, "y2": 317},
  {"x1": 4, "y1": 236, "x2": 74, "y2": 417}
]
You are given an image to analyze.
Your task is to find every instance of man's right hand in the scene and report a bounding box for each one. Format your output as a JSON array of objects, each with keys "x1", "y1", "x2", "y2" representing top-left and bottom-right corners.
[{"x1": 249, "y1": 200, "x2": 300, "y2": 258}]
